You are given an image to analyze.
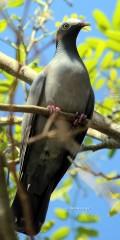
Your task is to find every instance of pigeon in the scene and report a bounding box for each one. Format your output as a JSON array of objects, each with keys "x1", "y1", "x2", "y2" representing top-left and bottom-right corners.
[{"x1": 11, "y1": 19, "x2": 95, "y2": 235}]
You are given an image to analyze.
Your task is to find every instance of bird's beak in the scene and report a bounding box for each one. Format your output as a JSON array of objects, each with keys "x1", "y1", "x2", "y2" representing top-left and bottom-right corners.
[{"x1": 78, "y1": 21, "x2": 90, "y2": 29}]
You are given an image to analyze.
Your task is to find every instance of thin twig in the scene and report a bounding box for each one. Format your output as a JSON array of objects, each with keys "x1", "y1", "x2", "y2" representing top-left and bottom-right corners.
[{"x1": 68, "y1": 156, "x2": 120, "y2": 181}]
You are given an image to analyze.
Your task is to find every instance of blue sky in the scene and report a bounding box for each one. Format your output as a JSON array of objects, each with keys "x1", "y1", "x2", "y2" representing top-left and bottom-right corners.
[{"x1": 1, "y1": 0, "x2": 120, "y2": 239}]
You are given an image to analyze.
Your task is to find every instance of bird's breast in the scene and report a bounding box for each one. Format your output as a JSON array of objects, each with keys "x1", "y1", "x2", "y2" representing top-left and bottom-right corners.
[{"x1": 44, "y1": 59, "x2": 90, "y2": 114}]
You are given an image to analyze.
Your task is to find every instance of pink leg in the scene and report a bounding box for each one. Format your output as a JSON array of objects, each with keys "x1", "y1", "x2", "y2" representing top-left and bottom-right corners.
[
  {"x1": 47, "y1": 104, "x2": 61, "y2": 114},
  {"x1": 73, "y1": 112, "x2": 87, "y2": 127}
]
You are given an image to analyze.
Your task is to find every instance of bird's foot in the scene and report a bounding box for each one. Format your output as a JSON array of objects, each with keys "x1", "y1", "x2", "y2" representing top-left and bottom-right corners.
[
  {"x1": 73, "y1": 112, "x2": 87, "y2": 127},
  {"x1": 47, "y1": 104, "x2": 61, "y2": 114}
]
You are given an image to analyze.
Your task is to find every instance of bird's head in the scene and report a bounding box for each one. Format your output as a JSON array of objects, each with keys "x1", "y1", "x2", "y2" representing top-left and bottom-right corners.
[{"x1": 56, "y1": 19, "x2": 90, "y2": 43}]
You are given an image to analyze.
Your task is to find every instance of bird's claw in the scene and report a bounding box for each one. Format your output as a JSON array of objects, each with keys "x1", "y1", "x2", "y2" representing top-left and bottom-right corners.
[
  {"x1": 73, "y1": 112, "x2": 87, "y2": 127},
  {"x1": 47, "y1": 104, "x2": 61, "y2": 114}
]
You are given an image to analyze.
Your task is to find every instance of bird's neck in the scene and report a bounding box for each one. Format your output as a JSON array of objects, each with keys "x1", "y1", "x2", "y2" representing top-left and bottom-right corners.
[{"x1": 55, "y1": 35, "x2": 79, "y2": 59}]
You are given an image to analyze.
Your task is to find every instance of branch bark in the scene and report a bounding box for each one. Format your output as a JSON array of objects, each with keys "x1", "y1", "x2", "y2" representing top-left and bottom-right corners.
[
  {"x1": 0, "y1": 103, "x2": 120, "y2": 145},
  {"x1": 0, "y1": 51, "x2": 37, "y2": 84},
  {"x1": 0, "y1": 155, "x2": 17, "y2": 240},
  {"x1": 0, "y1": 116, "x2": 22, "y2": 126}
]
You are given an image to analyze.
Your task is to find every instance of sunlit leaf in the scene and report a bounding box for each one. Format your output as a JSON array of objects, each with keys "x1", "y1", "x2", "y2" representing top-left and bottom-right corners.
[
  {"x1": 54, "y1": 208, "x2": 69, "y2": 220},
  {"x1": 93, "y1": 9, "x2": 110, "y2": 31},
  {"x1": 51, "y1": 178, "x2": 73, "y2": 201},
  {"x1": 41, "y1": 220, "x2": 55, "y2": 233},
  {"x1": 78, "y1": 43, "x2": 92, "y2": 58},
  {"x1": 105, "y1": 30, "x2": 120, "y2": 41},
  {"x1": 14, "y1": 125, "x2": 22, "y2": 142},
  {"x1": 111, "y1": 193, "x2": 120, "y2": 200},
  {"x1": 95, "y1": 78, "x2": 105, "y2": 90},
  {"x1": 76, "y1": 236, "x2": 88, "y2": 240},
  {"x1": 76, "y1": 227, "x2": 99, "y2": 238},
  {"x1": 85, "y1": 59, "x2": 97, "y2": 72},
  {"x1": 101, "y1": 51, "x2": 114, "y2": 69},
  {"x1": 63, "y1": 192, "x2": 71, "y2": 204},
  {"x1": 103, "y1": 97, "x2": 116, "y2": 112},
  {"x1": 86, "y1": 37, "x2": 105, "y2": 48},
  {"x1": 110, "y1": 201, "x2": 120, "y2": 216},
  {"x1": 8, "y1": 0, "x2": 24, "y2": 8},
  {"x1": 51, "y1": 227, "x2": 70, "y2": 240},
  {"x1": 0, "y1": 19, "x2": 7, "y2": 32},
  {"x1": 70, "y1": 13, "x2": 79, "y2": 19},
  {"x1": 106, "y1": 40, "x2": 120, "y2": 52},
  {"x1": 110, "y1": 69, "x2": 117, "y2": 81},
  {"x1": 112, "y1": 0, "x2": 120, "y2": 29},
  {"x1": 76, "y1": 213, "x2": 99, "y2": 223},
  {"x1": 94, "y1": 42, "x2": 105, "y2": 59},
  {"x1": 56, "y1": 21, "x2": 61, "y2": 28},
  {"x1": 113, "y1": 58, "x2": 120, "y2": 67},
  {"x1": 108, "y1": 149, "x2": 116, "y2": 158},
  {"x1": 0, "y1": 86, "x2": 9, "y2": 93}
]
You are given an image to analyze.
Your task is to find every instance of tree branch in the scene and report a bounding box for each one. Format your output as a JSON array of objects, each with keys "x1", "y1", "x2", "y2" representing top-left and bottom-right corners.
[
  {"x1": 0, "y1": 116, "x2": 22, "y2": 126},
  {"x1": 0, "y1": 51, "x2": 37, "y2": 84},
  {"x1": 0, "y1": 103, "x2": 120, "y2": 145},
  {"x1": 81, "y1": 141, "x2": 120, "y2": 152},
  {"x1": 0, "y1": 155, "x2": 17, "y2": 240},
  {"x1": 68, "y1": 156, "x2": 120, "y2": 181}
]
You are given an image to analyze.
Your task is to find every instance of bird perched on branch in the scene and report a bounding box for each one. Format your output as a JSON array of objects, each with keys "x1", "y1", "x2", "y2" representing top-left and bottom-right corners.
[{"x1": 11, "y1": 19, "x2": 94, "y2": 236}]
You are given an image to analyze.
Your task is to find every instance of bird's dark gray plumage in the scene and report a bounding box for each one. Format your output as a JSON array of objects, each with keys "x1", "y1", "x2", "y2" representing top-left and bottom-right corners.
[{"x1": 11, "y1": 19, "x2": 95, "y2": 235}]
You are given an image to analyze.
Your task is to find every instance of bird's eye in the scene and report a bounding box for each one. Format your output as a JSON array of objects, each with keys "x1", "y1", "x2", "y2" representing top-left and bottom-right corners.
[{"x1": 62, "y1": 23, "x2": 70, "y2": 30}]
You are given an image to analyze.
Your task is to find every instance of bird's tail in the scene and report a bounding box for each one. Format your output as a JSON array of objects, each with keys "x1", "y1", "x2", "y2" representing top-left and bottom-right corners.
[{"x1": 11, "y1": 186, "x2": 52, "y2": 235}]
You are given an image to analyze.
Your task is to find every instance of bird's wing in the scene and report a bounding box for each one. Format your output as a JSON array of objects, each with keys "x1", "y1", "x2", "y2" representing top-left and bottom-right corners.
[
  {"x1": 19, "y1": 71, "x2": 46, "y2": 179},
  {"x1": 51, "y1": 89, "x2": 95, "y2": 192},
  {"x1": 85, "y1": 88, "x2": 95, "y2": 119}
]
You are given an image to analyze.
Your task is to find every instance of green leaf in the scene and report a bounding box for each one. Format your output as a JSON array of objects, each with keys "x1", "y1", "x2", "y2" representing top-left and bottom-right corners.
[
  {"x1": 78, "y1": 43, "x2": 92, "y2": 58},
  {"x1": 103, "y1": 98, "x2": 115, "y2": 111},
  {"x1": 106, "y1": 40, "x2": 120, "y2": 52},
  {"x1": 109, "y1": 201, "x2": 120, "y2": 216},
  {"x1": 41, "y1": 220, "x2": 55, "y2": 233},
  {"x1": 84, "y1": 136, "x2": 93, "y2": 145},
  {"x1": 95, "y1": 78, "x2": 105, "y2": 90},
  {"x1": 113, "y1": 58, "x2": 120, "y2": 67},
  {"x1": 0, "y1": 86, "x2": 9, "y2": 93},
  {"x1": 54, "y1": 208, "x2": 69, "y2": 220},
  {"x1": 110, "y1": 69, "x2": 117, "y2": 81},
  {"x1": 70, "y1": 13, "x2": 79, "y2": 19},
  {"x1": 93, "y1": 9, "x2": 110, "y2": 31},
  {"x1": 51, "y1": 227, "x2": 70, "y2": 240},
  {"x1": 101, "y1": 51, "x2": 114, "y2": 69},
  {"x1": 75, "y1": 236, "x2": 88, "y2": 240},
  {"x1": 108, "y1": 149, "x2": 116, "y2": 158},
  {"x1": 112, "y1": 0, "x2": 120, "y2": 29},
  {"x1": 105, "y1": 30, "x2": 120, "y2": 41},
  {"x1": 8, "y1": 0, "x2": 24, "y2": 8},
  {"x1": 62, "y1": 192, "x2": 71, "y2": 204},
  {"x1": 85, "y1": 59, "x2": 97, "y2": 72},
  {"x1": 0, "y1": 19, "x2": 7, "y2": 32},
  {"x1": 76, "y1": 213, "x2": 99, "y2": 223},
  {"x1": 14, "y1": 125, "x2": 22, "y2": 142},
  {"x1": 111, "y1": 193, "x2": 120, "y2": 200},
  {"x1": 94, "y1": 42, "x2": 105, "y2": 59},
  {"x1": 86, "y1": 37, "x2": 105, "y2": 48},
  {"x1": 51, "y1": 178, "x2": 73, "y2": 201},
  {"x1": 1, "y1": 71, "x2": 13, "y2": 83},
  {"x1": 76, "y1": 227, "x2": 99, "y2": 238}
]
